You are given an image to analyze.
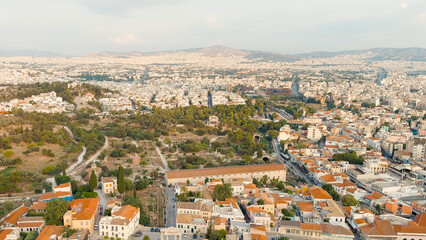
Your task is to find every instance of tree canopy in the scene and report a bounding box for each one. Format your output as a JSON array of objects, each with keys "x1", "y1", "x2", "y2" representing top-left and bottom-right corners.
[{"x1": 213, "y1": 184, "x2": 233, "y2": 201}]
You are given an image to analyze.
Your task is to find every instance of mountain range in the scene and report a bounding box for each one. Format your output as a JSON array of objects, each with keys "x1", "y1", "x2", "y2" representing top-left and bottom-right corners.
[{"x1": 1, "y1": 46, "x2": 426, "y2": 62}]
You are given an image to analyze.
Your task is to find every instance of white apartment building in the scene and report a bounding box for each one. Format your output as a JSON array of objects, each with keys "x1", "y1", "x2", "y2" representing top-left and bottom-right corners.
[
  {"x1": 99, "y1": 205, "x2": 140, "y2": 240},
  {"x1": 307, "y1": 125, "x2": 322, "y2": 141},
  {"x1": 364, "y1": 159, "x2": 389, "y2": 174}
]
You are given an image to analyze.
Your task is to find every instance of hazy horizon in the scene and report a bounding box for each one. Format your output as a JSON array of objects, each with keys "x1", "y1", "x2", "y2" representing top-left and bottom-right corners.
[{"x1": 1, "y1": 0, "x2": 425, "y2": 56}]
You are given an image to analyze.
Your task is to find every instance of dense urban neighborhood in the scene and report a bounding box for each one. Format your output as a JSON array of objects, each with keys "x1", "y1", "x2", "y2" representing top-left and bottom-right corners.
[{"x1": 0, "y1": 47, "x2": 425, "y2": 240}]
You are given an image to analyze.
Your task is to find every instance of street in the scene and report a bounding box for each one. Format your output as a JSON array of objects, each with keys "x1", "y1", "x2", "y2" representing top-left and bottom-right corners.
[
  {"x1": 271, "y1": 138, "x2": 314, "y2": 185},
  {"x1": 164, "y1": 187, "x2": 176, "y2": 227}
]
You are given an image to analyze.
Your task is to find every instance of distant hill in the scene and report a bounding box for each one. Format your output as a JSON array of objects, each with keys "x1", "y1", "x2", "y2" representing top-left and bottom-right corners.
[
  {"x1": 297, "y1": 47, "x2": 426, "y2": 61},
  {"x1": 88, "y1": 45, "x2": 301, "y2": 62},
  {"x1": 0, "y1": 49, "x2": 62, "y2": 57}
]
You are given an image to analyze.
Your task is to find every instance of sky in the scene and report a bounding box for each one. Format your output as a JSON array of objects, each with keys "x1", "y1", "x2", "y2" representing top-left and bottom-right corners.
[{"x1": 0, "y1": 0, "x2": 425, "y2": 56}]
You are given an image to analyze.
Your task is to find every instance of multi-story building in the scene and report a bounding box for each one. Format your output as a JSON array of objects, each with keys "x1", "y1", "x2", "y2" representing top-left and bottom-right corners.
[
  {"x1": 364, "y1": 159, "x2": 389, "y2": 174},
  {"x1": 165, "y1": 164, "x2": 286, "y2": 185},
  {"x1": 99, "y1": 205, "x2": 140, "y2": 240},
  {"x1": 101, "y1": 177, "x2": 118, "y2": 195},
  {"x1": 64, "y1": 198, "x2": 99, "y2": 234},
  {"x1": 307, "y1": 125, "x2": 322, "y2": 141}
]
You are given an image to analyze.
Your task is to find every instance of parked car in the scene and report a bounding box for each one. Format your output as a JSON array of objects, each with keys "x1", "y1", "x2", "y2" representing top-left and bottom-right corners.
[
  {"x1": 94, "y1": 225, "x2": 98, "y2": 230},
  {"x1": 151, "y1": 228, "x2": 154, "y2": 232}
]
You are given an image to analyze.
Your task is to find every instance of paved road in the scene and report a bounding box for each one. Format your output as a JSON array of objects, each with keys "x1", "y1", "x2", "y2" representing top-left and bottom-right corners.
[
  {"x1": 156, "y1": 144, "x2": 169, "y2": 171},
  {"x1": 68, "y1": 137, "x2": 109, "y2": 178},
  {"x1": 164, "y1": 187, "x2": 176, "y2": 227},
  {"x1": 271, "y1": 138, "x2": 314, "y2": 185},
  {"x1": 270, "y1": 106, "x2": 293, "y2": 121}
]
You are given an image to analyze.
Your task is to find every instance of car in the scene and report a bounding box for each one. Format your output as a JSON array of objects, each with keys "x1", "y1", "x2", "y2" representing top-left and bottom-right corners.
[
  {"x1": 94, "y1": 225, "x2": 98, "y2": 230},
  {"x1": 184, "y1": 234, "x2": 187, "y2": 238},
  {"x1": 155, "y1": 228, "x2": 160, "y2": 232},
  {"x1": 151, "y1": 228, "x2": 154, "y2": 232},
  {"x1": 100, "y1": 211, "x2": 103, "y2": 215}
]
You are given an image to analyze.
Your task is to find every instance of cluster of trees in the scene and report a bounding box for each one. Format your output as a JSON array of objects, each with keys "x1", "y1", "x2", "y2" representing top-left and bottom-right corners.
[
  {"x1": 69, "y1": 123, "x2": 105, "y2": 156},
  {"x1": 0, "y1": 156, "x2": 22, "y2": 166},
  {"x1": 43, "y1": 199, "x2": 69, "y2": 225},
  {"x1": 0, "y1": 169, "x2": 45, "y2": 193},
  {"x1": 0, "y1": 201, "x2": 16, "y2": 217},
  {"x1": 123, "y1": 195, "x2": 150, "y2": 226},
  {"x1": 213, "y1": 184, "x2": 233, "y2": 201},
  {"x1": 177, "y1": 138, "x2": 210, "y2": 153},
  {"x1": 206, "y1": 223, "x2": 227, "y2": 240},
  {"x1": 322, "y1": 184, "x2": 340, "y2": 201},
  {"x1": 341, "y1": 194, "x2": 359, "y2": 206},
  {"x1": 3, "y1": 112, "x2": 73, "y2": 147},
  {"x1": 331, "y1": 151, "x2": 364, "y2": 165},
  {"x1": 169, "y1": 156, "x2": 208, "y2": 170}
]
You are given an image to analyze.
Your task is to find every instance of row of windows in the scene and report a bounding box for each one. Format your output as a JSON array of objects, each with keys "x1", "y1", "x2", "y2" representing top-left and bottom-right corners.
[
  {"x1": 101, "y1": 225, "x2": 125, "y2": 231},
  {"x1": 102, "y1": 232, "x2": 124, "y2": 238}
]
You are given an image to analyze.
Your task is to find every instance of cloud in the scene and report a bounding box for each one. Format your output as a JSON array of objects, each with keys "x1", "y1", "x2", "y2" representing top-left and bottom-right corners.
[{"x1": 109, "y1": 33, "x2": 139, "y2": 45}]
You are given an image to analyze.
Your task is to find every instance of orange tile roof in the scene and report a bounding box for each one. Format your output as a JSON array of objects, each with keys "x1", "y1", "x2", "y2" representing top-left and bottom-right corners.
[
  {"x1": 251, "y1": 234, "x2": 267, "y2": 240},
  {"x1": 70, "y1": 198, "x2": 99, "y2": 212},
  {"x1": 0, "y1": 229, "x2": 13, "y2": 240},
  {"x1": 359, "y1": 220, "x2": 396, "y2": 237},
  {"x1": 371, "y1": 192, "x2": 385, "y2": 199},
  {"x1": 39, "y1": 191, "x2": 72, "y2": 201},
  {"x1": 166, "y1": 164, "x2": 285, "y2": 179},
  {"x1": 355, "y1": 219, "x2": 368, "y2": 225},
  {"x1": 244, "y1": 183, "x2": 258, "y2": 189},
  {"x1": 1, "y1": 206, "x2": 29, "y2": 226},
  {"x1": 69, "y1": 198, "x2": 99, "y2": 221},
  {"x1": 301, "y1": 223, "x2": 322, "y2": 231},
  {"x1": 36, "y1": 225, "x2": 63, "y2": 240},
  {"x1": 321, "y1": 175, "x2": 336, "y2": 183},
  {"x1": 309, "y1": 187, "x2": 332, "y2": 200},
  {"x1": 112, "y1": 205, "x2": 139, "y2": 220},
  {"x1": 53, "y1": 182, "x2": 71, "y2": 189},
  {"x1": 414, "y1": 213, "x2": 426, "y2": 227},
  {"x1": 247, "y1": 206, "x2": 266, "y2": 214},
  {"x1": 392, "y1": 225, "x2": 426, "y2": 234},
  {"x1": 29, "y1": 202, "x2": 47, "y2": 210}
]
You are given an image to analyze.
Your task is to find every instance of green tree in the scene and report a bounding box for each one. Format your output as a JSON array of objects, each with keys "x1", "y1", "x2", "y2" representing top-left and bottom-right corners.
[
  {"x1": 117, "y1": 165, "x2": 125, "y2": 194},
  {"x1": 89, "y1": 170, "x2": 97, "y2": 191},
  {"x1": 143, "y1": 236, "x2": 151, "y2": 240},
  {"x1": 24, "y1": 231, "x2": 38, "y2": 240},
  {"x1": 150, "y1": 170, "x2": 159, "y2": 180},
  {"x1": 341, "y1": 194, "x2": 358, "y2": 206},
  {"x1": 375, "y1": 205, "x2": 382, "y2": 215},
  {"x1": 213, "y1": 184, "x2": 233, "y2": 201},
  {"x1": 44, "y1": 199, "x2": 69, "y2": 225},
  {"x1": 209, "y1": 230, "x2": 227, "y2": 240}
]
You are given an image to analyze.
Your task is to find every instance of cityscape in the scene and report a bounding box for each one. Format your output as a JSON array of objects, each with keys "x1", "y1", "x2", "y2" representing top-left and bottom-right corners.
[{"x1": 0, "y1": 1, "x2": 426, "y2": 240}]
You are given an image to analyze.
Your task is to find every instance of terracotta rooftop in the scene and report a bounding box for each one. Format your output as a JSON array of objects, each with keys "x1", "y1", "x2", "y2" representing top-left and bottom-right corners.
[
  {"x1": 112, "y1": 205, "x2": 139, "y2": 220},
  {"x1": 1, "y1": 205, "x2": 29, "y2": 226},
  {"x1": 0, "y1": 229, "x2": 14, "y2": 240},
  {"x1": 166, "y1": 164, "x2": 285, "y2": 179},
  {"x1": 309, "y1": 187, "x2": 332, "y2": 200},
  {"x1": 359, "y1": 220, "x2": 396, "y2": 237},
  {"x1": 39, "y1": 191, "x2": 72, "y2": 201},
  {"x1": 29, "y1": 202, "x2": 47, "y2": 210},
  {"x1": 36, "y1": 225, "x2": 63, "y2": 240}
]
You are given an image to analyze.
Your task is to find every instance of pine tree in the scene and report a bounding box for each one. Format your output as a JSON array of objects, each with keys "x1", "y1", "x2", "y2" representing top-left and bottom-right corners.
[
  {"x1": 117, "y1": 165, "x2": 125, "y2": 194},
  {"x1": 89, "y1": 170, "x2": 97, "y2": 191}
]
